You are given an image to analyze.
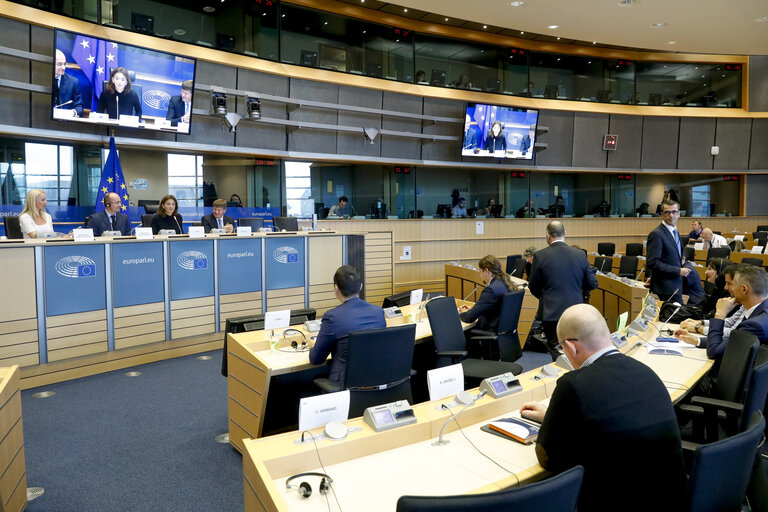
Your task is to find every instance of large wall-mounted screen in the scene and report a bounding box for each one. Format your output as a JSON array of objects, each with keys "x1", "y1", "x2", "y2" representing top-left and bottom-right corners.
[
  {"x1": 462, "y1": 103, "x2": 539, "y2": 160},
  {"x1": 53, "y1": 28, "x2": 197, "y2": 134}
]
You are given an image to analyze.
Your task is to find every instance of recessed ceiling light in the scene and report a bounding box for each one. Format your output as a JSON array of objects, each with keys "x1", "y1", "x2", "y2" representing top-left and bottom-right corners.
[
  {"x1": 722, "y1": 74, "x2": 726, "y2": 77},
  {"x1": 548, "y1": 25, "x2": 559, "y2": 29},
  {"x1": 666, "y1": 41, "x2": 676, "y2": 45},
  {"x1": 281, "y1": 13, "x2": 285, "y2": 17},
  {"x1": 173, "y1": 28, "x2": 186, "y2": 35},
  {"x1": 324, "y1": 21, "x2": 328, "y2": 25},
  {"x1": 557, "y1": 37, "x2": 561, "y2": 40},
  {"x1": 617, "y1": 0, "x2": 633, "y2": 6},
  {"x1": 755, "y1": 15, "x2": 768, "y2": 22},
  {"x1": 510, "y1": 1, "x2": 525, "y2": 6},
  {"x1": 520, "y1": 31, "x2": 525, "y2": 35},
  {"x1": 445, "y1": 17, "x2": 449, "y2": 21},
  {"x1": 650, "y1": 22, "x2": 667, "y2": 28},
  {"x1": 202, "y1": 6, "x2": 215, "y2": 12},
  {"x1": 403, "y1": 8, "x2": 408, "y2": 12},
  {"x1": 592, "y1": 41, "x2": 597, "y2": 44},
  {"x1": 483, "y1": 25, "x2": 488, "y2": 29}
]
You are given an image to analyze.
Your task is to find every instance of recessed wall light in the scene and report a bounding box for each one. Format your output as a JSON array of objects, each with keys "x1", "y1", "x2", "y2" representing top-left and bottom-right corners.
[
  {"x1": 445, "y1": 17, "x2": 449, "y2": 21},
  {"x1": 755, "y1": 15, "x2": 768, "y2": 22},
  {"x1": 548, "y1": 25, "x2": 559, "y2": 29},
  {"x1": 174, "y1": 28, "x2": 186, "y2": 35},
  {"x1": 650, "y1": 22, "x2": 667, "y2": 28},
  {"x1": 557, "y1": 37, "x2": 561, "y2": 40},
  {"x1": 510, "y1": 1, "x2": 525, "y2": 6},
  {"x1": 403, "y1": 8, "x2": 408, "y2": 12},
  {"x1": 202, "y1": 6, "x2": 215, "y2": 12},
  {"x1": 520, "y1": 31, "x2": 524, "y2": 35}
]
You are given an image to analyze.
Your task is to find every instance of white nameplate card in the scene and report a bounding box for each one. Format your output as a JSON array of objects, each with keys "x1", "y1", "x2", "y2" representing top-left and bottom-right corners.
[
  {"x1": 53, "y1": 108, "x2": 77, "y2": 119},
  {"x1": 73, "y1": 228, "x2": 94, "y2": 242},
  {"x1": 236, "y1": 226, "x2": 252, "y2": 237},
  {"x1": 135, "y1": 227, "x2": 153, "y2": 239},
  {"x1": 188, "y1": 226, "x2": 205, "y2": 238},
  {"x1": 118, "y1": 114, "x2": 140, "y2": 127},
  {"x1": 427, "y1": 363, "x2": 464, "y2": 402},
  {"x1": 264, "y1": 309, "x2": 291, "y2": 330},
  {"x1": 752, "y1": 246, "x2": 764, "y2": 254},
  {"x1": 298, "y1": 390, "x2": 350, "y2": 431},
  {"x1": 410, "y1": 288, "x2": 423, "y2": 305},
  {"x1": 734, "y1": 235, "x2": 745, "y2": 241},
  {"x1": 694, "y1": 242, "x2": 704, "y2": 250}
]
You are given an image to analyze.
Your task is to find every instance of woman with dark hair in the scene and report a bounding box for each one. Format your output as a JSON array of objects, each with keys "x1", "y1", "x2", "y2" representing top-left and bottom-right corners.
[
  {"x1": 700, "y1": 257, "x2": 732, "y2": 317},
  {"x1": 484, "y1": 121, "x2": 507, "y2": 153},
  {"x1": 96, "y1": 67, "x2": 142, "y2": 119},
  {"x1": 229, "y1": 194, "x2": 243, "y2": 207},
  {"x1": 458, "y1": 255, "x2": 518, "y2": 331},
  {"x1": 151, "y1": 194, "x2": 183, "y2": 234}
]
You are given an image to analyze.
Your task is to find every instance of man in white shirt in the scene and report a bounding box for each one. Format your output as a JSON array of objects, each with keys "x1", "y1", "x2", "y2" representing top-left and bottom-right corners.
[{"x1": 700, "y1": 228, "x2": 728, "y2": 249}]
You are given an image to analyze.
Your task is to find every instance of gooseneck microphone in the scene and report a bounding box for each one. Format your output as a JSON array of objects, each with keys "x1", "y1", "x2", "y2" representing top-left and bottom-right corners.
[
  {"x1": 656, "y1": 302, "x2": 682, "y2": 336},
  {"x1": 173, "y1": 214, "x2": 183, "y2": 234},
  {"x1": 433, "y1": 391, "x2": 476, "y2": 446},
  {"x1": 54, "y1": 99, "x2": 72, "y2": 109},
  {"x1": 462, "y1": 286, "x2": 479, "y2": 302}
]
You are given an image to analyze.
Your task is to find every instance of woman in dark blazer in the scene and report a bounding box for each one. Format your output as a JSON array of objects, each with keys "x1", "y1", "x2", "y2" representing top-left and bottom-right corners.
[
  {"x1": 151, "y1": 194, "x2": 183, "y2": 234},
  {"x1": 97, "y1": 67, "x2": 142, "y2": 120},
  {"x1": 484, "y1": 121, "x2": 507, "y2": 153},
  {"x1": 459, "y1": 255, "x2": 518, "y2": 331}
]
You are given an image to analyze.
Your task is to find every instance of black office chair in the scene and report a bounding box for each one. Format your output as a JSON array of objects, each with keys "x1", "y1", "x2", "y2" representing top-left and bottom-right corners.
[
  {"x1": 425, "y1": 296, "x2": 522, "y2": 388},
  {"x1": 594, "y1": 256, "x2": 613, "y2": 273},
  {"x1": 505, "y1": 254, "x2": 522, "y2": 275},
  {"x1": 436, "y1": 204, "x2": 452, "y2": 218},
  {"x1": 707, "y1": 246, "x2": 731, "y2": 264},
  {"x1": 680, "y1": 235, "x2": 690, "y2": 246},
  {"x1": 237, "y1": 217, "x2": 264, "y2": 230},
  {"x1": 753, "y1": 232, "x2": 768, "y2": 247},
  {"x1": 382, "y1": 291, "x2": 413, "y2": 308},
  {"x1": 318, "y1": 207, "x2": 330, "y2": 219},
  {"x1": 469, "y1": 290, "x2": 525, "y2": 363},
  {"x1": 742, "y1": 257, "x2": 763, "y2": 268},
  {"x1": 597, "y1": 242, "x2": 615, "y2": 256},
  {"x1": 618, "y1": 255, "x2": 639, "y2": 279},
  {"x1": 757, "y1": 225, "x2": 768, "y2": 234},
  {"x1": 314, "y1": 324, "x2": 416, "y2": 418},
  {"x1": 138, "y1": 200, "x2": 159, "y2": 214},
  {"x1": 396, "y1": 465, "x2": 584, "y2": 512},
  {"x1": 678, "y1": 330, "x2": 760, "y2": 442},
  {"x1": 713, "y1": 230, "x2": 722, "y2": 236},
  {"x1": 510, "y1": 258, "x2": 526, "y2": 279},
  {"x1": 625, "y1": 243, "x2": 644, "y2": 257},
  {"x1": 684, "y1": 246, "x2": 695, "y2": 262},
  {"x1": 684, "y1": 411, "x2": 765, "y2": 512},
  {"x1": 272, "y1": 216, "x2": 298, "y2": 231},
  {"x1": 3, "y1": 216, "x2": 22, "y2": 239},
  {"x1": 141, "y1": 214, "x2": 155, "y2": 228}
]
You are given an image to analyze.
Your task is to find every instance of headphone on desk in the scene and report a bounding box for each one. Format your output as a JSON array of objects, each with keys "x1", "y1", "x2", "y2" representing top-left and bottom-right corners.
[
  {"x1": 279, "y1": 328, "x2": 308, "y2": 352},
  {"x1": 285, "y1": 472, "x2": 332, "y2": 499}
]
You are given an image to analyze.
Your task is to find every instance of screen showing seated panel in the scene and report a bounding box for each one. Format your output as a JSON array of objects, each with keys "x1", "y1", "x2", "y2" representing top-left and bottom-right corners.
[
  {"x1": 53, "y1": 28, "x2": 197, "y2": 134},
  {"x1": 461, "y1": 103, "x2": 539, "y2": 160}
]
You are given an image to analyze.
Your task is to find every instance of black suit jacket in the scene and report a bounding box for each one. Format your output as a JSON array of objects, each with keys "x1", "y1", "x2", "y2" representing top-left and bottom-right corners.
[
  {"x1": 646, "y1": 223, "x2": 683, "y2": 301},
  {"x1": 460, "y1": 277, "x2": 510, "y2": 331},
  {"x1": 88, "y1": 210, "x2": 131, "y2": 236},
  {"x1": 707, "y1": 298, "x2": 768, "y2": 360},
  {"x1": 528, "y1": 241, "x2": 598, "y2": 322},
  {"x1": 200, "y1": 213, "x2": 234, "y2": 233},
  {"x1": 54, "y1": 74, "x2": 83, "y2": 117},
  {"x1": 166, "y1": 95, "x2": 190, "y2": 125}
]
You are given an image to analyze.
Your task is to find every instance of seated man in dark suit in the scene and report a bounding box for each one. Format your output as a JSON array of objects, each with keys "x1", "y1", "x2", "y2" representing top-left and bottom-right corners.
[
  {"x1": 89, "y1": 192, "x2": 131, "y2": 236},
  {"x1": 166, "y1": 80, "x2": 193, "y2": 126},
  {"x1": 521, "y1": 304, "x2": 686, "y2": 512},
  {"x1": 53, "y1": 49, "x2": 83, "y2": 117},
  {"x1": 201, "y1": 198, "x2": 234, "y2": 233},
  {"x1": 309, "y1": 265, "x2": 386, "y2": 387}
]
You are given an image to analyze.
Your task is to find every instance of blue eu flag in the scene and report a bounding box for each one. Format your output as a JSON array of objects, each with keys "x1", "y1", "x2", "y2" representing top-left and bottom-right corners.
[
  {"x1": 95, "y1": 137, "x2": 128, "y2": 214},
  {"x1": 287, "y1": 253, "x2": 299, "y2": 263},
  {"x1": 78, "y1": 264, "x2": 96, "y2": 277},
  {"x1": 194, "y1": 258, "x2": 207, "y2": 270}
]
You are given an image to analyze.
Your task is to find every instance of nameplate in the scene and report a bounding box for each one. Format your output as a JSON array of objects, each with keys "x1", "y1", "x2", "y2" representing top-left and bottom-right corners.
[
  {"x1": 135, "y1": 227, "x2": 153, "y2": 240},
  {"x1": 264, "y1": 309, "x2": 290, "y2": 330},
  {"x1": 299, "y1": 390, "x2": 350, "y2": 432},
  {"x1": 734, "y1": 234, "x2": 745, "y2": 241},
  {"x1": 409, "y1": 288, "x2": 423, "y2": 305},
  {"x1": 118, "y1": 114, "x2": 140, "y2": 127},
  {"x1": 236, "y1": 226, "x2": 252, "y2": 237},
  {"x1": 89, "y1": 112, "x2": 108, "y2": 121},
  {"x1": 427, "y1": 363, "x2": 464, "y2": 402},
  {"x1": 53, "y1": 108, "x2": 76, "y2": 119},
  {"x1": 188, "y1": 226, "x2": 205, "y2": 238},
  {"x1": 752, "y1": 246, "x2": 764, "y2": 254},
  {"x1": 694, "y1": 242, "x2": 704, "y2": 250},
  {"x1": 73, "y1": 228, "x2": 94, "y2": 242}
]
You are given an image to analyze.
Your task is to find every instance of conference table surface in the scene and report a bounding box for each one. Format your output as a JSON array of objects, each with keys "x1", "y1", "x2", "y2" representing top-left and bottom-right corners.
[{"x1": 241, "y1": 318, "x2": 712, "y2": 512}]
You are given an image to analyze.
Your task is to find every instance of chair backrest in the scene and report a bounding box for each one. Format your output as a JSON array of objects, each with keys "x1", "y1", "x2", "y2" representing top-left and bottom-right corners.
[
  {"x1": 618, "y1": 255, "x2": 639, "y2": 278},
  {"x1": 707, "y1": 246, "x2": 731, "y2": 263},
  {"x1": 686, "y1": 411, "x2": 765, "y2": 512},
  {"x1": 505, "y1": 254, "x2": 521, "y2": 275},
  {"x1": 237, "y1": 217, "x2": 264, "y2": 230},
  {"x1": 344, "y1": 324, "x2": 416, "y2": 389},
  {"x1": 594, "y1": 256, "x2": 613, "y2": 273},
  {"x1": 680, "y1": 235, "x2": 690, "y2": 246},
  {"x1": 757, "y1": 225, "x2": 768, "y2": 234},
  {"x1": 495, "y1": 290, "x2": 525, "y2": 362},
  {"x1": 396, "y1": 465, "x2": 584, "y2": 512},
  {"x1": 425, "y1": 296, "x2": 467, "y2": 366},
  {"x1": 597, "y1": 242, "x2": 615, "y2": 256},
  {"x1": 272, "y1": 216, "x2": 298, "y2": 231},
  {"x1": 754, "y1": 232, "x2": 768, "y2": 247},
  {"x1": 715, "y1": 329, "x2": 760, "y2": 403},
  {"x1": 625, "y1": 243, "x2": 644, "y2": 257},
  {"x1": 3, "y1": 216, "x2": 23, "y2": 239},
  {"x1": 141, "y1": 214, "x2": 155, "y2": 227},
  {"x1": 382, "y1": 291, "x2": 412, "y2": 308},
  {"x1": 684, "y1": 246, "x2": 695, "y2": 262},
  {"x1": 741, "y1": 360, "x2": 768, "y2": 432},
  {"x1": 741, "y1": 257, "x2": 763, "y2": 268}
]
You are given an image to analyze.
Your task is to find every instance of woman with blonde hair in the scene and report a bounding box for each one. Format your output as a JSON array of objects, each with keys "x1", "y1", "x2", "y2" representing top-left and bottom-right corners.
[
  {"x1": 19, "y1": 189, "x2": 54, "y2": 239},
  {"x1": 459, "y1": 255, "x2": 518, "y2": 331}
]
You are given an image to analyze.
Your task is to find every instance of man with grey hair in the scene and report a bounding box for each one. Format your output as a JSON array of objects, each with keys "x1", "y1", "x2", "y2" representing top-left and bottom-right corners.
[
  {"x1": 528, "y1": 221, "x2": 598, "y2": 360},
  {"x1": 521, "y1": 304, "x2": 686, "y2": 512},
  {"x1": 699, "y1": 228, "x2": 728, "y2": 249}
]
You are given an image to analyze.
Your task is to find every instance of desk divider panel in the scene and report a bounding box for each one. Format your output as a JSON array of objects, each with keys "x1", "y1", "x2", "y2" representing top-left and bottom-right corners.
[
  {"x1": 265, "y1": 288, "x2": 305, "y2": 311},
  {"x1": 218, "y1": 238, "x2": 264, "y2": 330},
  {"x1": 219, "y1": 292, "x2": 263, "y2": 332},
  {"x1": 362, "y1": 232, "x2": 394, "y2": 307},
  {"x1": 169, "y1": 240, "x2": 216, "y2": 338},
  {"x1": 46, "y1": 310, "x2": 108, "y2": 362},
  {"x1": 170, "y1": 297, "x2": 215, "y2": 339},
  {"x1": 0, "y1": 248, "x2": 38, "y2": 367},
  {"x1": 308, "y1": 236, "x2": 342, "y2": 316}
]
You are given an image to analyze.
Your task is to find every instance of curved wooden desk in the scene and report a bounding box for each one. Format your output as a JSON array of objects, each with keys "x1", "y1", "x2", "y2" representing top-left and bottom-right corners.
[{"x1": 0, "y1": 366, "x2": 27, "y2": 512}]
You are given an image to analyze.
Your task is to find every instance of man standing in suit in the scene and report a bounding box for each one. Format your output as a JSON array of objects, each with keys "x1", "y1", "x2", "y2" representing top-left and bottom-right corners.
[
  {"x1": 309, "y1": 265, "x2": 386, "y2": 387},
  {"x1": 166, "y1": 80, "x2": 193, "y2": 126},
  {"x1": 89, "y1": 192, "x2": 131, "y2": 236},
  {"x1": 647, "y1": 199, "x2": 687, "y2": 303},
  {"x1": 53, "y1": 49, "x2": 83, "y2": 117},
  {"x1": 520, "y1": 304, "x2": 686, "y2": 512},
  {"x1": 201, "y1": 198, "x2": 234, "y2": 233},
  {"x1": 528, "y1": 221, "x2": 598, "y2": 360}
]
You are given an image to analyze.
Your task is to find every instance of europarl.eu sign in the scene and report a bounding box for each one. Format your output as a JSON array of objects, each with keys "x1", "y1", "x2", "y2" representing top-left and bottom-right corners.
[{"x1": 45, "y1": 246, "x2": 106, "y2": 316}]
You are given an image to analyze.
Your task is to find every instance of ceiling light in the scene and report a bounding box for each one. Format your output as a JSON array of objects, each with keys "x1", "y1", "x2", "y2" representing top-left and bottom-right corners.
[
  {"x1": 483, "y1": 25, "x2": 488, "y2": 29},
  {"x1": 403, "y1": 8, "x2": 408, "y2": 12},
  {"x1": 557, "y1": 37, "x2": 561, "y2": 40},
  {"x1": 202, "y1": 6, "x2": 215, "y2": 12},
  {"x1": 324, "y1": 21, "x2": 328, "y2": 25},
  {"x1": 510, "y1": 1, "x2": 525, "y2": 5},
  {"x1": 651, "y1": 22, "x2": 667, "y2": 28},
  {"x1": 520, "y1": 31, "x2": 524, "y2": 34},
  {"x1": 666, "y1": 41, "x2": 676, "y2": 45},
  {"x1": 592, "y1": 41, "x2": 597, "y2": 44},
  {"x1": 755, "y1": 15, "x2": 768, "y2": 22},
  {"x1": 445, "y1": 17, "x2": 449, "y2": 21},
  {"x1": 173, "y1": 28, "x2": 186, "y2": 35},
  {"x1": 548, "y1": 25, "x2": 559, "y2": 29},
  {"x1": 617, "y1": 0, "x2": 633, "y2": 5}
]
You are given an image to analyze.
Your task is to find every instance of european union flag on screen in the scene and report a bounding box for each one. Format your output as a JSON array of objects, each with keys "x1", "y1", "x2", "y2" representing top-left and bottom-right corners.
[
  {"x1": 77, "y1": 264, "x2": 96, "y2": 277},
  {"x1": 94, "y1": 137, "x2": 128, "y2": 213},
  {"x1": 71, "y1": 35, "x2": 118, "y2": 112},
  {"x1": 194, "y1": 258, "x2": 207, "y2": 270}
]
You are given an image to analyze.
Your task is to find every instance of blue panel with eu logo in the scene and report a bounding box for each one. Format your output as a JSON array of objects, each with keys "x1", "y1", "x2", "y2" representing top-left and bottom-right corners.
[
  {"x1": 266, "y1": 237, "x2": 304, "y2": 290},
  {"x1": 219, "y1": 238, "x2": 262, "y2": 295},
  {"x1": 44, "y1": 244, "x2": 106, "y2": 316},
  {"x1": 169, "y1": 240, "x2": 214, "y2": 300},
  {"x1": 112, "y1": 242, "x2": 165, "y2": 308}
]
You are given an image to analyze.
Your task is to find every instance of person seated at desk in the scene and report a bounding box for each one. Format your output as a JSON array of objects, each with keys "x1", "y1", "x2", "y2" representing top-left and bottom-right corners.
[
  {"x1": 53, "y1": 49, "x2": 83, "y2": 117},
  {"x1": 521, "y1": 304, "x2": 686, "y2": 512},
  {"x1": 201, "y1": 198, "x2": 234, "y2": 233},
  {"x1": 89, "y1": 192, "x2": 131, "y2": 236},
  {"x1": 166, "y1": 80, "x2": 192, "y2": 126},
  {"x1": 452, "y1": 197, "x2": 470, "y2": 218},
  {"x1": 548, "y1": 195, "x2": 565, "y2": 217},
  {"x1": 635, "y1": 202, "x2": 650, "y2": 216},
  {"x1": 96, "y1": 67, "x2": 142, "y2": 120},
  {"x1": 151, "y1": 194, "x2": 183, "y2": 234},
  {"x1": 483, "y1": 198, "x2": 501, "y2": 218},
  {"x1": 458, "y1": 255, "x2": 518, "y2": 331},
  {"x1": 462, "y1": 114, "x2": 482, "y2": 151},
  {"x1": 516, "y1": 200, "x2": 536, "y2": 218},
  {"x1": 484, "y1": 121, "x2": 506, "y2": 153},
  {"x1": 700, "y1": 228, "x2": 727, "y2": 249},
  {"x1": 519, "y1": 124, "x2": 535, "y2": 157},
  {"x1": 682, "y1": 260, "x2": 706, "y2": 307},
  {"x1": 328, "y1": 196, "x2": 351, "y2": 218},
  {"x1": 309, "y1": 265, "x2": 386, "y2": 387},
  {"x1": 19, "y1": 189, "x2": 54, "y2": 239},
  {"x1": 688, "y1": 219, "x2": 703, "y2": 240}
]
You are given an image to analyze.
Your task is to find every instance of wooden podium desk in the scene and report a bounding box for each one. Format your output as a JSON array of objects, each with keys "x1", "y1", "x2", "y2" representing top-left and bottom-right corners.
[
  {"x1": 227, "y1": 302, "x2": 475, "y2": 452},
  {"x1": 444, "y1": 264, "x2": 538, "y2": 346},
  {"x1": 588, "y1": 274, "x2": 648, "y2": 332},
  {"x1": 0, "y1": 366, "x2": 27, "y2": 512},
  {"x1": 241, "y1": 317, "x2": 712, "y2": 512}
]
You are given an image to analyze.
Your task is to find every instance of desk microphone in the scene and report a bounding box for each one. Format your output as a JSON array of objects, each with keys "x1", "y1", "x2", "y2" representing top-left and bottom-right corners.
[
  {"x1": 509, "y1": 267, "x2": 518, "y2": 277},
  {"x1": 462, "y1": 286, "x2": 479, "y2": 302},
  {"x1": 433, "y1": 391, "x2": 475, "y2": 446},
  {"x1": 173, "y1": 215, "x2": 183, "y2": 234},
  {"x1": 635, "y1": 266, "x2": 645, "y2": 281},
  {"x1": 54, "y1": 99, "x2": 72, "y2": 109},
  {"x1": 655, "y1": 302, "x2": 682, "y2": 336},
  {"x1": 115, "y1": 95, "x2": 119, "y2": 119},
  {"x1": 417, "y1": 293, "x2": 438, "y2": 322}
]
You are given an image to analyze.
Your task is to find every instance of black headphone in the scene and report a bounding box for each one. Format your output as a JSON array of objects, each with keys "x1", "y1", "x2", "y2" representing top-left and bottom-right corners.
[
  {"x1": 285, "y1": 472, "x2": 332, "y2": 499},
  {"x1": 281, "y1": 328, "x2": 308, "y2": 352}
]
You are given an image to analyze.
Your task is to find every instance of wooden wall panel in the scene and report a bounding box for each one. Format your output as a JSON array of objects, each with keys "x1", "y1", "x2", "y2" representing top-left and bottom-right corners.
[
  {"x1": 46, "y1": 311, "x2": 108, "y2": 362},
  {"x1": 0, "y1": 366, "x2": 26, "y2": 512},
  {"x1": 308, "y1": 236, "x2": 343, "y2": 286},
  {"x1": 265, "y1": 287, "x2": 305, "y2": 312},
  {"x1": 220, "y1": 292, "x2": 263, "y2": 331},
  {"x1": 114, "y1": 302, "x2": 166, "y2": 350},
  {"x1": 171, "y1": 297, "x2": 215, "y2": 339}
]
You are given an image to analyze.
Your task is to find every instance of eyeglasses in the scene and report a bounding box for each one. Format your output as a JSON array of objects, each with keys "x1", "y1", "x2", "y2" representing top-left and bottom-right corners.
[
  {"x1": 557, "y1": 337, "x2": 578, "y2": 349},
  {"x1": 662, "y1": 210, "x2": 680, "y2": 215}
]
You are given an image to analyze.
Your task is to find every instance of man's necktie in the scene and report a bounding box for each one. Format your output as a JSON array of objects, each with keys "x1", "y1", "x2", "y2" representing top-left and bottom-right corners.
[
  {"x1": 110, "y1": 215, "x2": 117, "y2": 231},
  {"x1": 218, "y1": 218, "x2": 223, "y2": 229}
]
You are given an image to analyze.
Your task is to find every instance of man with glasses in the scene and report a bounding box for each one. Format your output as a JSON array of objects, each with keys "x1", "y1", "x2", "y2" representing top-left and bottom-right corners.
[
  {"x1": 89, "y1": 192, "x2": 131, "y2": 236},
  {"x1": 647, "y1": 199, "x2": 687, "y2": 303}
]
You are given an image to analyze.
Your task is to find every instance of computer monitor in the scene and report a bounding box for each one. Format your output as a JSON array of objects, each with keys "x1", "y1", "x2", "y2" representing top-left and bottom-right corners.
[
  {"x1": 272, "y1": 216, "x2": 299, "y2": 232},
  {"x1": 548, "y1": 204, "x2": 565, "y2": 218},
  {"x1": 237, "y1": 218, "x2": 264, "y2": 230},
  {"x1": 490, "y1": 204, "x2": 504, "y2": 218},
  {"x1": 430, "y1": 70, "x2": 446, "y2": 87},
  {"x1": 370, "y1": 203, "x2": 387, "y2": 219},
  {"x1": 544, "y1": 85, "x2": 560, "y2": 98},
  {"x1": 436, "y1": 204, "x2": 452, "y2": 218}
]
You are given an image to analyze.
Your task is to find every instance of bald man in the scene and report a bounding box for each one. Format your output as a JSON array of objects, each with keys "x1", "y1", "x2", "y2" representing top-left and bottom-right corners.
[
  {"x1": 53, "y1": 49, "x2": 83, "y2": 117},
  {"x1": 520, "y1": 304, "x2": 685, "y2": 512},
  {"x1": 700, "y1": 228, "x2": 728, "y2": 250}
]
